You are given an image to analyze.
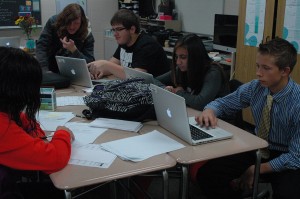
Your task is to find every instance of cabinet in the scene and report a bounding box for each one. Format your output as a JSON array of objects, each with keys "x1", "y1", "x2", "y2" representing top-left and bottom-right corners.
[
  {"x1": 219, "y1": 52, "x2": 236, "y2": 81},
  {"x1": 235, "y1": 0, "x2": 300, "y2": 124},
  {"x1": 104, "y1": 36, "x2": 118, "y2": 60}
]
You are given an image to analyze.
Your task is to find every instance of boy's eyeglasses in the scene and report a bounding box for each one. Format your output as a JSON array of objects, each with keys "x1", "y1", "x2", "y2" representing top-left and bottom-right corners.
[{"x1": 111, "y1": 27, "x2": 126, "y2": 33}]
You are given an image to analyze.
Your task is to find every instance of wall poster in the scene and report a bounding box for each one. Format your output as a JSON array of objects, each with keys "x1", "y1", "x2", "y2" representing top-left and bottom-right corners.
[
  {"x1": 244, "y1": 0, "x2": 266, "y2": 47},
  {"x1": 283, "y1": 0, "x2": 300, "y2": 53}
]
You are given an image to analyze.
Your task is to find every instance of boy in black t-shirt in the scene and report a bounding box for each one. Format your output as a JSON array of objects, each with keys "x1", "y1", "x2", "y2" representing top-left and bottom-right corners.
[{"x1": 88, "y1": 9, "x2": 169, "y2": 79}]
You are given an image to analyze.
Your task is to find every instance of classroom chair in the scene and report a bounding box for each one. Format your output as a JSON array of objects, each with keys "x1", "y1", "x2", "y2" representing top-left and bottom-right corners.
[{"x1": 0, "y1": 165, "x2": 23, "y2": 199}]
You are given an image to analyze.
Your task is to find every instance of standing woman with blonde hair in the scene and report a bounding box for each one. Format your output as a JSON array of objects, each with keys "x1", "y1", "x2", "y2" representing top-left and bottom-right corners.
[{"x1": 36, "y1": 3, "x2": 95, "y2": 73}]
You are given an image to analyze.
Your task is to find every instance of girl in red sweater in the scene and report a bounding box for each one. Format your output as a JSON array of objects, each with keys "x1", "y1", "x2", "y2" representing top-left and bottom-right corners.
[{"x1": 0, "y1": 47, "x2": 74, "y2": 198}]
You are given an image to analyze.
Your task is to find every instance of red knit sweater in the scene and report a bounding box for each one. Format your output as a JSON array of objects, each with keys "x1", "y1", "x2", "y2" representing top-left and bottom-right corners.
[{"x1": 0, "y1": 112, "x2": 71, "y2": 174}]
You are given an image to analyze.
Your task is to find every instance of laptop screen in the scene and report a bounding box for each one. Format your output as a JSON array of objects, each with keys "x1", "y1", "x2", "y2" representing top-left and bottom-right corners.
[
  {"x1": 0, "y1": 36, "x2": 21, "y2": 48},
  {"x1": 124, "y1": 67, "x2": 154, "y2": 84},
  {"x1": 55, "y1": 56, "x2": 93, "y2": 88}
]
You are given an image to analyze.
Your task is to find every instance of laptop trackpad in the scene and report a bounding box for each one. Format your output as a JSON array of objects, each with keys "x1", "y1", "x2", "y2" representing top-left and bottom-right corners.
[{"x1": 189, "y1": 117, "x2": 233, "y2": 138}]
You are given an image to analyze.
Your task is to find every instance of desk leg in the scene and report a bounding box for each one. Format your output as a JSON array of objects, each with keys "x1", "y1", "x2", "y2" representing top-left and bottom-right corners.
[
  {"x1": 181, "y1": 165, "x2": 189, "y2": 199},
  {"x1": 252, "y1": 150, "x2": 261, "y2": 199},
  {"x1": 64, "y1": 190, "x2": 72, "y2": 199},
  {"x1": 110, "y1": 181, "x2": 117, "y2": 199},
  {"x1": 162, "y1": 170, "x2": 169, "y2": 199}
]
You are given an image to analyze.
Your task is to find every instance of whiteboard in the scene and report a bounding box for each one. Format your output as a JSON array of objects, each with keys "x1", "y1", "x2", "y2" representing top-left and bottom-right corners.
[
  {"x1": 56, "y1": 0, "x2": 87, "y2": 14},
  {"x1": 176, "y1": 0, "x2": 224, "y2": 35}
]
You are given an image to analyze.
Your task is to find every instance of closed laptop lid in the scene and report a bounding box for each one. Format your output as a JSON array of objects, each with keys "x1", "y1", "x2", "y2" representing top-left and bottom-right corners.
[
  {"x1": 0, "y1": 36, "x2": 21, "y2": 48},
  {"x1": 150, "y1": 84, "x2": 194, "y2": 144},
  {"x1": 150, "y1": 84, "x2": 233, "y2": 145},
  {"x1": 55, "y1": 56, "x2": 93, "y2": 88},
  {"x1": 124, "y1": 67, "x2": 154, "y2": 84}
]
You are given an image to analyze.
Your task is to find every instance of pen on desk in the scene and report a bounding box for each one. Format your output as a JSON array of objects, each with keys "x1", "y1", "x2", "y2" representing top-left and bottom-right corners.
[
  {"x1": 39, "y1": 135, "x2": 53, "y2": 140},
  {"x1": 76, "y1": 114, "x2": 86, "y2": 118}
]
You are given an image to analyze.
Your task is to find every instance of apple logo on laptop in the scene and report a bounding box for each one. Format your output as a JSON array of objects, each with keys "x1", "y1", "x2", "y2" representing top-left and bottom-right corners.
[
  {"x1": 5, "y1": 42, "x2": 10, "y2": 47},
  {"x1": 71, "y1": 69, "x2": 76, "y2": 75},
  {"x1": 166, "y1": 108, "x2": 172, "y2": 118}
]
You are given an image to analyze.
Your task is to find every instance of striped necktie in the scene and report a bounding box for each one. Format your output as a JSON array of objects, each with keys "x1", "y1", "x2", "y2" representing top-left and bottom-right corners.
[{"x1": 257, "y1": 94, "x2": 273, "y2": 159}]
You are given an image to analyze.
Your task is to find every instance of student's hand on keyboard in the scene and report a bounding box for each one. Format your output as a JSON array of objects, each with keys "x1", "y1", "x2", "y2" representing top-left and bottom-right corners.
[
  {"x1": 165, "y1": 86, "x2": 175, "y2": 93},
  {"x1": 88, "y1": 60, "x2": 112, "y2": 79},
  {"x1": 173, "y1": 86, "x2": 184, "y2": 93},
  {"x1": 195, "y1": 108, "x2": 218, "y2": 128},
  {"x1": 165, "y1": 86, "x2": 184, "y2": 93}
]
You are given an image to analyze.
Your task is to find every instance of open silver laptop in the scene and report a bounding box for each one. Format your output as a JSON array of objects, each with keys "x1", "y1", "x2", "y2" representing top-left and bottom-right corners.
[
  {"x1": 124, "y1": 67, "x2": 154, "y2": 84},
  {"x1": 150, "y1": 84, "x2": 233, "y2": 145},
  {"x1": 56, "y1": 56, "x2": 94, "y2": 88},
  {"x1": 0, "y1": 36, "x2": 21, "y2": 48}
]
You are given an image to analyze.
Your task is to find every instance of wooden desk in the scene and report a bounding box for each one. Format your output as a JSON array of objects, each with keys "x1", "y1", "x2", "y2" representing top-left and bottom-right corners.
[
  {"x1": 50, "y1": 87, "x2": 177, "y2": 199},
  {"x1": 50, "y1": 128, "x2": 176, "y2": 189},
  {"x1": 167, "y1": 108, "x2": 267, "y2": 164},
  {"x1": 51, "y1": 87, "x2": 267, "y2": 199},
  {"x1": 144, "y1": 108, "x2": 268, "y2": 199}
]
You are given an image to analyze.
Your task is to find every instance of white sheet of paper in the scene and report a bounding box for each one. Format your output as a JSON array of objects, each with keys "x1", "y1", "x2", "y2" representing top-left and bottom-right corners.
[
  {"x1": 89, "y1": 118, "x2": 143, "y2": 132},
  {"x1": 56, "y1": 96, "x2": 85, "y2": 106},
  {"x1": 100, "y1": 130, "x2": 185, "y2": 162},
  {"x1": 37, "y1": 111, "x2": 75, "y2": 131},
  {"x1": 65, "y1": 122, "x2": 107, "y2": 147},
  {"x1": 69, "y1": 144, "x2": 116, "y2": 168},
  {"x1": 82, "y1": 87, "x2": 93, "y2": 94}
]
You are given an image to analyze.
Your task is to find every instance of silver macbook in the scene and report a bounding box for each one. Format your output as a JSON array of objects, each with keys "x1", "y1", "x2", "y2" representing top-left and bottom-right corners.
[
  {"x1": 124, "y1": 67, "x2": 154, "y2": 84},
  {"x1": 150, "y1": 84, "x2": 233, "y2": 145},
  {"x1": 0, "y1": 36, "x2": 21, "y2": 48},
  {"x1": 56, "y1": 56, "x2": 93, "y2": 88}
]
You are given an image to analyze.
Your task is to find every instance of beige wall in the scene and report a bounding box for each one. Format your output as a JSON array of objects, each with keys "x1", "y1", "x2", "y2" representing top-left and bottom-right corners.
[
  {"x1": 86, "y1": 0, "x2": 118, "y2": 60},
  {"x1": 155, "y1": 0, "x2": 239, "y2": 35},
  {"x1": 155, "y1": 0, "x2": 239, "y2": 14},
  {"x1": 224, "y1": 0, "x2": 239, "y2": 15}
]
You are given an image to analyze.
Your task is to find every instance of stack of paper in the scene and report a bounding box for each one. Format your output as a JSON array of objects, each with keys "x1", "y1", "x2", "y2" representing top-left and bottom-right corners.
[
  {"x1": 100, "y1": 130, "x2": 185, "y2": 162},
  {"x1": 89, "y1": 118, "x2": 143, "y2": 133},
  {"x1": 36, "y1": 111, "x2": 75, "y2": 131},
  {"x1": 56, "y1": 96, "x2": 85, "y2": 106}
]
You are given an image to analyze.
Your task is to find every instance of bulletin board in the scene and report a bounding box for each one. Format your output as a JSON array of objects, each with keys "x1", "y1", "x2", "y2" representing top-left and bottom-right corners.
[{"x1": 0, "y1": 0, "x2": 41, "y2": 28}]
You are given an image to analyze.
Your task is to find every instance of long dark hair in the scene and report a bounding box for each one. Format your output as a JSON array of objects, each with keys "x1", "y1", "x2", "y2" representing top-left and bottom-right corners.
[
  {"x1": 55, "y1": 3, "x2": 88, "y2": 41},
  {"x1": 171, "y1": 34, "x2": 212, "y2": 93},
  {"x1": 0, "y1": 47, "x2": 42, "y2": 134}
]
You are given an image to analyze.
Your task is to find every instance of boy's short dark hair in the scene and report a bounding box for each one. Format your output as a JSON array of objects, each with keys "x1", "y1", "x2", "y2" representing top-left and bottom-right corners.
[
  {"x1": 258, "y1": 37, "x2": 297, "y2": 72},
  {"x1": 110, "y1": 9, "x2": 140, "y2": 33}
]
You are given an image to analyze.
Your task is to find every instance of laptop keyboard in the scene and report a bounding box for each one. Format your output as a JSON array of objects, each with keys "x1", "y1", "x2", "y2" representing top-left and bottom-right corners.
[{"x1": 190, "y1": 125, "x2": 213, "y2": 140}]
